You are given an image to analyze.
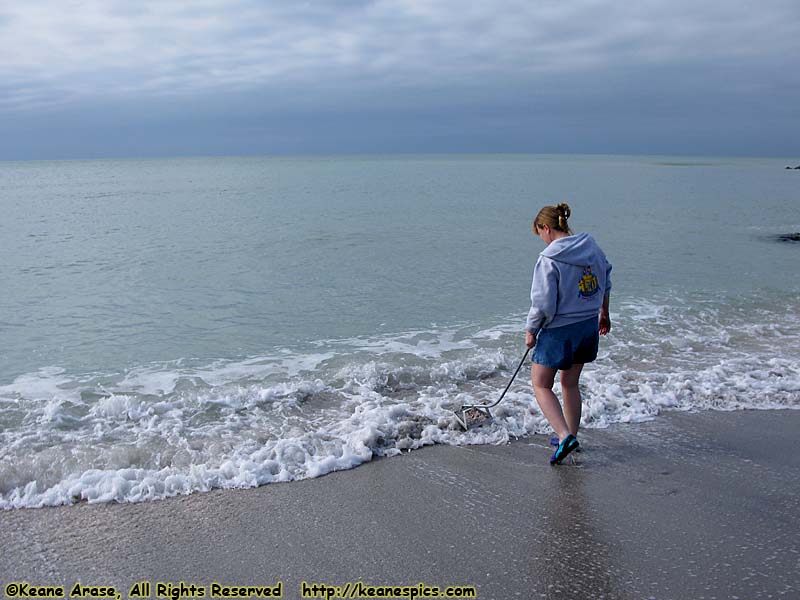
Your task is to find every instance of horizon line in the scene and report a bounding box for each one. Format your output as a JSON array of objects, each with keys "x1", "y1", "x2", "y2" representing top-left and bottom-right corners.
[{"x1": 2, "y1": 149, "x2": 799, "y2": 164}]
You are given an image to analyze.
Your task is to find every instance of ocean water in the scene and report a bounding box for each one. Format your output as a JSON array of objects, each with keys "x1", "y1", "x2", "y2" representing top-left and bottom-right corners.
[{"x1": 1, "y1": 154, "x2": 798, "y2": 508}]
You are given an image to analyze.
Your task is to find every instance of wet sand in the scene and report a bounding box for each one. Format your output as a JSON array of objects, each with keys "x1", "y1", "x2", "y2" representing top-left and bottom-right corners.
[{"x1": 1, "y1": 410, "x2": 798, "y2": 600}]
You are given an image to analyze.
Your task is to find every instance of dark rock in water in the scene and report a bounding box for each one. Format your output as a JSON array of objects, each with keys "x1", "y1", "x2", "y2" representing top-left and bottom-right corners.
[
  {"x1": 777, "y1": 233, "x2": 800, "y2": 242},
  {"x1": 785, "y1": 165, "x2": 800, "y2": 169}
]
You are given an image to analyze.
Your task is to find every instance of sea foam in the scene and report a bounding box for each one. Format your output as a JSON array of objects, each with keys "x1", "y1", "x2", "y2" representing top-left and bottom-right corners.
[{"x1": 1, "y1": 295, "x2": 798, "y2": 509}]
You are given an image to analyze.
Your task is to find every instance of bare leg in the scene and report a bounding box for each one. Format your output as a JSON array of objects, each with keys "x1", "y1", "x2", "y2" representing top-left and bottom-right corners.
[
  {"x1": 531, "y1": 364, "x2": 570, "y2": 441},
  {"x1": 560, "y1": 363, "x2": 584, "y2": 437}
]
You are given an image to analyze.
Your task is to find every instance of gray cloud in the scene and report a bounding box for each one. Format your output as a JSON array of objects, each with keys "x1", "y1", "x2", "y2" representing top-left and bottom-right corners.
[{"x1": 0, "y1": 0, "x2": 798, "y2": 158}]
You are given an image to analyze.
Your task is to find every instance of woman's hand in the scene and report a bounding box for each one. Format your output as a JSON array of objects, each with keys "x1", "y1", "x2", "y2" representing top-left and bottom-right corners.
[
  {"x1": 599, "y1": 294, "x2": 611, "y2": 335},
  {"x1": 526, "y1": 330, "x2": 536, "y2": 348},
  {"x1": 599, "y1": 312, "x2": 611, "y2": 335}
]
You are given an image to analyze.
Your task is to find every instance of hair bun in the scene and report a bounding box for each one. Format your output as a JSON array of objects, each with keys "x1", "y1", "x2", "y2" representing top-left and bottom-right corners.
[{"x1": 533, "y1": 203, "x2": 574, "y2": 235}]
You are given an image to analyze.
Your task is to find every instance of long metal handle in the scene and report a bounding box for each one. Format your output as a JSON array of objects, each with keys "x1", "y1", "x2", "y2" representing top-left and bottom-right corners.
[{"x1": 462, "y1": 346, "x2": 530, "y2": 411}]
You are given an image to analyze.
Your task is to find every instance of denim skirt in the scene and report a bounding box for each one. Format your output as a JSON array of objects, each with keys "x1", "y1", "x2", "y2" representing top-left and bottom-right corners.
[{"x1": 532, "y1": 317, "x2": 599, "y2": 370}]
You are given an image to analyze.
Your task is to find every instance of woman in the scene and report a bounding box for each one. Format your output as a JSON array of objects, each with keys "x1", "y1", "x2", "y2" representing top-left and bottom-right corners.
[{"x1": 526, "y1": 203, "x2": 612, "y2": 464}]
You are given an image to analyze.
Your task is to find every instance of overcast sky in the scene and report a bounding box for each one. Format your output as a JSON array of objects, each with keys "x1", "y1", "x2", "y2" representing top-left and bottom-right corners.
[{"x1": 1, "y1": 0, "x2": 798, "y2": 160}]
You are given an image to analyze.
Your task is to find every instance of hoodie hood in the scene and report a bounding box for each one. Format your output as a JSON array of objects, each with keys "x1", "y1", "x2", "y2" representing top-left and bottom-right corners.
[
  {"x1": 540, "y1": 232, "x2": 606, "y2": 267},
  {"x1": 526, "y1": 232, "x2": 612, "y2": 334}
]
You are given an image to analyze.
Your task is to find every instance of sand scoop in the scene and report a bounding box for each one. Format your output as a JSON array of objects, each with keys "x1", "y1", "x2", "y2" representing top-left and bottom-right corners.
[{"x1": 454, "y1": 347, "x2": 531, "y2": 430}]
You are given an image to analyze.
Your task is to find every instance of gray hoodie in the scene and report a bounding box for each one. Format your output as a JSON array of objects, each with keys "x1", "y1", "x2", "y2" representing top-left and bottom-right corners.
[{"x1": 526, "y1": 232, "x2": 612, "y2": 335}]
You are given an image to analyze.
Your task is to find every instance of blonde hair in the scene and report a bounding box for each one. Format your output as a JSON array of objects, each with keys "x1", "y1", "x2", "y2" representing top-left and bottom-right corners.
[{"x1": 533, "y1": 203, "x2": 572, "y2": 235}]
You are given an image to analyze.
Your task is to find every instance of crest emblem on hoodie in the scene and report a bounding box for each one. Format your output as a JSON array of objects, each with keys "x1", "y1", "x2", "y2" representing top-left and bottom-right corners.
[{"x1": 578, "y1": 266, "x2": 599, "y2": 298}]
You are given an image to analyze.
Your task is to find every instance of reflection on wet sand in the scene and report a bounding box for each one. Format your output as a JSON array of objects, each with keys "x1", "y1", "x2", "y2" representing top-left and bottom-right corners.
[{"x1": 529, "y1": 465, "x2": 626, "y2": 600}]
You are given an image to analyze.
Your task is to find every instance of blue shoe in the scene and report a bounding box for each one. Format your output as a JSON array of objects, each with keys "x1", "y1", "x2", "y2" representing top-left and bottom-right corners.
[
  {"x1": 551, "y1": 435, "x2": 581, "y2": 452},
  {"x1": 550, "y1": 434, "x2": 580, "y2": 465}
]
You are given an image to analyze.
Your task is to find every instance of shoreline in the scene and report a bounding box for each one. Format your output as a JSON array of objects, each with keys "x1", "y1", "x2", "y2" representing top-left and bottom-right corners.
[{"x1": 2, "y1": 409, "x2": 798, "y2": 599}]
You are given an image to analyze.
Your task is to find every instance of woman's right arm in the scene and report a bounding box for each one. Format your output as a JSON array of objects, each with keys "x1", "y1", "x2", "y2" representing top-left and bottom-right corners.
[{"x1": 599, "y1": 293, "x2": 611, "y2": 335}]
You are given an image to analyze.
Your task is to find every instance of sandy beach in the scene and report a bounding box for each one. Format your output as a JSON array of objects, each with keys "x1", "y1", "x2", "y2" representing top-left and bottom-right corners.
[{"x1": 2, "y1": 410, "x2": 798, "y2": 600}]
